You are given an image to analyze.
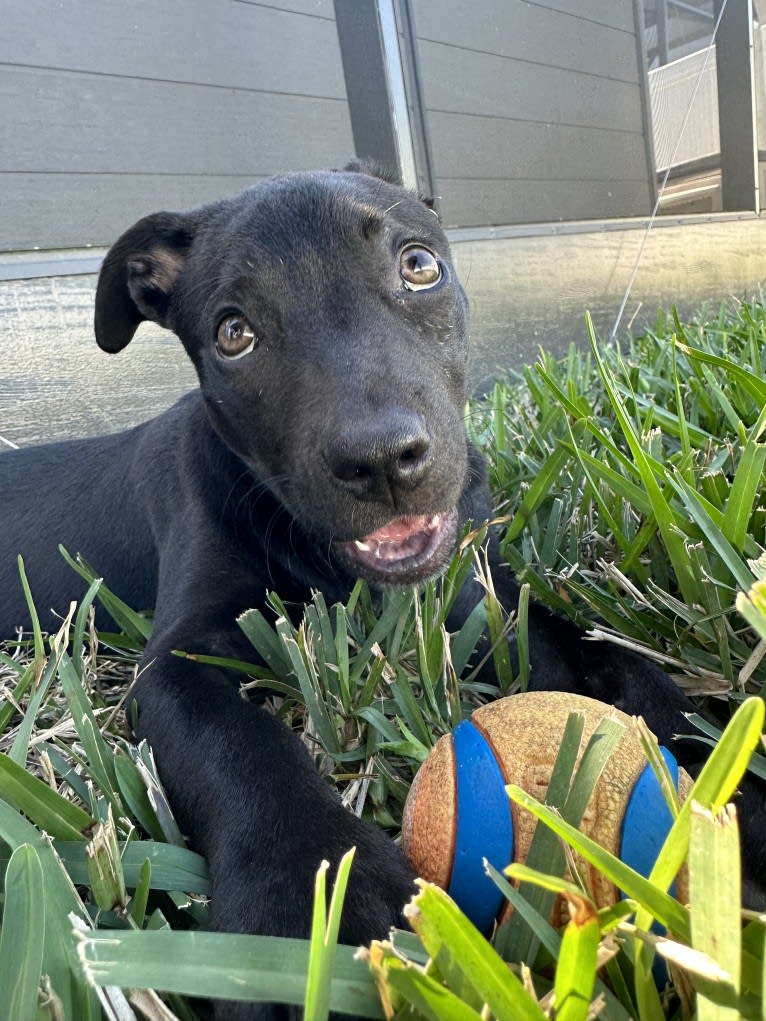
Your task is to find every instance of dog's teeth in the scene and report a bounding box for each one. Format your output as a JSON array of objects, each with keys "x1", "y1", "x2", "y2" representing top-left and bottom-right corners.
[
  {"x1": 431, "y1": 513, "x2": 441, "y2": 528},
  {"x1": 355, "y1": 540, "x2": 371, "y2": 552}
]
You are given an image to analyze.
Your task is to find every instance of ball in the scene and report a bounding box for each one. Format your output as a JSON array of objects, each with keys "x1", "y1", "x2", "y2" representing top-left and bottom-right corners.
[{"x1": 401, "y1": 691, "x2": 690, "y2": 931}]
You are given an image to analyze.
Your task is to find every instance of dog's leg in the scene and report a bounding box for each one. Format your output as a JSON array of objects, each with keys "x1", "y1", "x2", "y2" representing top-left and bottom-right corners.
[
  {"x1": 131, "y1": 642, "x2": 414, "y2": 935},
  {"x1": 131, "y1": 639, "x2": 413, "y2": 1020},
  {"x1": 126, "y1": 527, "x2": 413, "y2": 1020}
]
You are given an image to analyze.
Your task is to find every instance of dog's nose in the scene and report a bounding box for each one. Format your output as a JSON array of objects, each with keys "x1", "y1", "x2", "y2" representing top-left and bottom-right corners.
[{"x1": 327, "y1": 410, "x2": 432, "y2": 499}]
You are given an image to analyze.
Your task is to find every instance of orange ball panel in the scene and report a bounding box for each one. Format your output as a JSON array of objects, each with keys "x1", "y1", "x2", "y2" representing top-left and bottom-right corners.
[{"x1": 401, "y1": 732, "x2": 456, "y2": 890}]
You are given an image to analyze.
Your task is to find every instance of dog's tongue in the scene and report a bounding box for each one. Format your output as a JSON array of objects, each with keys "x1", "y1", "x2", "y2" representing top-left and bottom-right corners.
[
  {"x1": 354, "y1": 514, "x2": 441, "y2": 561},
  {"x1": 367, "y1": 516, "x2": 432, "y2": 542}
]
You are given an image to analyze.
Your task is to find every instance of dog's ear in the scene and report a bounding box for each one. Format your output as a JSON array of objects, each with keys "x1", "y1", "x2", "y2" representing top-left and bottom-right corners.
[
  {"x1": 341, "y1": 158, "x2": 400, "y2": 185},
  {"x1": 94, "y1": 212, "x2": 197, "y2": 352},
  {"x1": 340, "y1": 159, "x2": 438, "y2": 215}
]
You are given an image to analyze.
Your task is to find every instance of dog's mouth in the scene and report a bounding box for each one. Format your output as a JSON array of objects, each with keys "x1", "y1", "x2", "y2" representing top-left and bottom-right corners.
[{"x1": 333, "y1": 508, "x2": 459, "y2": 585}]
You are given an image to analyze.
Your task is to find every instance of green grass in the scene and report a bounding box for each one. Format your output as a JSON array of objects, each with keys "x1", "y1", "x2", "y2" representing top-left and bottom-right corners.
[
  {"x1": 2, "y1": 298, "x2": 766, "y2": 1018},
  {"x1": 473, "y1": 303, "x2": 766, "y2": 699}
]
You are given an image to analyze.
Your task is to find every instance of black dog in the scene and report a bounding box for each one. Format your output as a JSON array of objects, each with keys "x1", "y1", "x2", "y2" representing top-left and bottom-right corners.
[{"x1": 0, "y1": 164, "x2": 763, "y2": 1017}]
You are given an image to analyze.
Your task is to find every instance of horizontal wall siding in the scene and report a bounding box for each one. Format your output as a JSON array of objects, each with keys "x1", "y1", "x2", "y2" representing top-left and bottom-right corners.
[
  {"x1": 3, "y1": 70, "x2": 352, "y2": 176},
  {"x1": 408, "y1": 3, "x2": 639, "y2": 80},
  {"x1": 2, "y1": 175, "x2": 271, "y2": 256},
  {"x1": 0, "y1": 0, "x2": 352, "y2": 251},
  {"x1": 409, "y1": 0, "x2": 653, "y2": 227},
  {"x1": 417, "y1": 43, "x2": 643, "y2": 126},
  {"x1": 0, "y1": 1, "x2": 339, "y2": 93},
  {"x1": 440, "y1": 179, "x2": 650, "y2": 227},
  {"x1": 429, "y1": 113, "x2": 649, "y2": 184},
  {"x1": 527, "y1": 0, "x2": 634, "y2": 34}
]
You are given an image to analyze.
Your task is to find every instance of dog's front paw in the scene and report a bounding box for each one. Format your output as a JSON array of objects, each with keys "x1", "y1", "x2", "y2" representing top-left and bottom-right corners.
[
  {"x1": 330, "y1": 818, "x2": 417, "y2": 944},
  {"x1": 212, "y1": 811, "x2": 415, "y2": 942},
  {"x1": 208, "y1": 802, "x2": 414, "y2": 1020}
]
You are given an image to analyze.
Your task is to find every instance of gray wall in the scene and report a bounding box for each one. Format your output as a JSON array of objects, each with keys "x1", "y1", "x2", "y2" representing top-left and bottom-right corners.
[
  {"x1": 1, "y1": 0, "x2": 657, "y2": 250},
  {"x1": 408, "y1": 0, "x2": 655, "y2": 227},
  {"x1": 1, "y1": 0, "x2": 353, "y2": 251}
]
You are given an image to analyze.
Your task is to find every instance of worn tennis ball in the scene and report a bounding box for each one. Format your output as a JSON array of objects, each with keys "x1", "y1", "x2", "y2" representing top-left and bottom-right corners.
[{"x1": 402, "y1": 691, "x2": 690, "y2": 931}]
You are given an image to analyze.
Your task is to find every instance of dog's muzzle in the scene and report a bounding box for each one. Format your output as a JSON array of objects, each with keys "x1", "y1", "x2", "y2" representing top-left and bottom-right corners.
[{"x1": 333, "y1": 508, "x2": 459, "y2": 585}]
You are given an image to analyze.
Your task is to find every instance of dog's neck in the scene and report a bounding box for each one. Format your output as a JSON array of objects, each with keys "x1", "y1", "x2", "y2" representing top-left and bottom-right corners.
[{"x1": 185, "y1": 404, "x2": 356, "y2": 604}]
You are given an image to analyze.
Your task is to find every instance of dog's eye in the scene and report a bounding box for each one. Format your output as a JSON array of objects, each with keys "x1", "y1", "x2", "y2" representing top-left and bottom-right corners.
[
  {"x1": 399, "y1": 245, "x2": 442, "y2": 291},
  {"x1": 216, "y1": 315, "x2": 256, "y2": 359}
]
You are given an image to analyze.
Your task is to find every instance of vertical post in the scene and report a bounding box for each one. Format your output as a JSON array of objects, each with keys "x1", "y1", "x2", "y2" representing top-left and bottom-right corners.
[
  {"x1": 656, "y1": 0, "x2": 669, "y2": 66},
  {"x1": 334, "y1": 0, "x2": 418, "y2": 189},
  {"x1": 714, "y1": 0, "x2": 759, "y2": 211},
  {"x1": 377, "y1": 0, "x2": 419, "y2": 190},
  {"x1": 633, "y1": 0, "x2": 659, "y2": 212},
  {"x1": 393, "y1": 0, "x2": 438, "y2": 200}
]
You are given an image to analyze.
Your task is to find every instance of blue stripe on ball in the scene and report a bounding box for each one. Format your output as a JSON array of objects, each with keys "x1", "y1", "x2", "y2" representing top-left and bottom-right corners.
[
  {"x1": 448, "y1": 719, "x2": 514, "y2": 932},
  {"x1": 620, "y1": 745, "x2": 679, "y2": 987},
  {"x1": 620, "y1": 745, "x2": 679, "y2": 889}
]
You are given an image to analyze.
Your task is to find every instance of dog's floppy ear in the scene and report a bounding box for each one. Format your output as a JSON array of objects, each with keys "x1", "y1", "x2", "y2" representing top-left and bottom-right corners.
[{"x1": 95, "y1": 212, "x2": 197, "y2": 353}]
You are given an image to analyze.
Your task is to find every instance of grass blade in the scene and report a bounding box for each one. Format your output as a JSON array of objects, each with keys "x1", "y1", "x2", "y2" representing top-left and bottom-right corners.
[
  {"x1": 76, "y1": 930, "x2": 383, "y2": 1017},
  {"x1": 675, "y1": 342, "x2": 766, "y2": 406},
  {"x1": 666, "y1": 472, "x2": 754, "y2": 591},
  {"x1": 688, "y1": 803, "x2": 741, "y2": 1019},
  {"x1": 0, "y1": 659, "x2": 39, "y2": 734},
  {"x1": 276, "y1": 618, "x2": 341, "y2": 755},
  {"x1": 0, "y1": 844, "x2": 45, "y2": 1021},
  {"x1": 304, "y1": 849, "x2": 355, "y2": 1021},
  {"x1": 643, "y1": 696, "x2": 764, "y2": 905},
  {"x1": 553, "y1": 896, "x2": 600, "y2": 1021},
  {"x1": 53, "y1": 839, "x2": 210, "y2": 894},
  {"x1": 507, "y1": 785, "x2": 689, "y2": 939},
  {"x1": 722, "y1": 413, "x2": 766, "y2": 550},
  {"x1": 405, "y1": 881, "x2": 548, "y2": 1020},
  {"x1": 113, "y1": 746, "x2": 166, "y2": 842},
  {"x1": 0, "y1": 751, "x2": 93, "y2": 840},
  {"x1": 7, "y1": 644, "x2": 62, "y2": 765},
  {"x1": 0, "y1": 800, "x2": 96, "y2": 1018},
  {"x1": 58, "y1": 546, "x2": 152, "y2": 643},
  {"x1": 71, "y1": 577, "x2": 102, "y2": 677},
  {"x1": 56, "y1": 650, "x2": 122, "y2": 813},
  {"x1": 369, "y1": 956, "x2": 484, "y2": 1021},
  {"x1": 501, "y1": 444, "x2": 570, "y2": 547},
  {"x1": 585, "y1": 314, "x2": 700, "y2": 605},
  {"x1": 86, "y1": 806, "x2": 128, "y2": 913},
  {"x1": 15, "y1": 556, "x2": 45, "y2": 661},
  {"x1": 736, "y1": 580, "x2": 766, "y2": 644},
  {"x1": 130, "y1": 858, "x2": 152, "y2": 928},
  {"x1": 496, "y1": 712, "x2": 622, "y2": 964}
]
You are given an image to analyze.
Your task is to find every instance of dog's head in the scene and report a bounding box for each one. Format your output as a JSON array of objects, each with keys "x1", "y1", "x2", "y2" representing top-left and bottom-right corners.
[{"x1": 95, "y1": 165, "x2": 471, "y2": 586}]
